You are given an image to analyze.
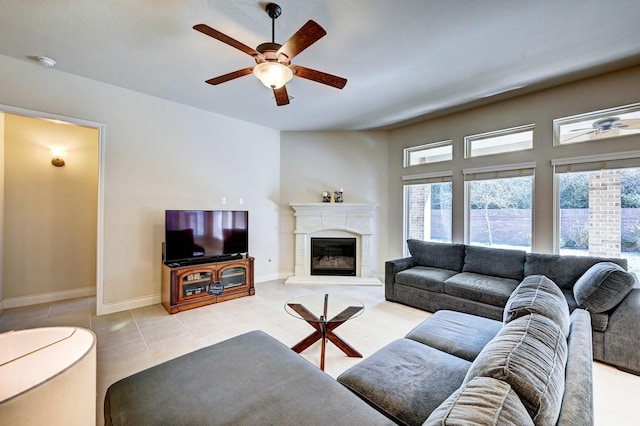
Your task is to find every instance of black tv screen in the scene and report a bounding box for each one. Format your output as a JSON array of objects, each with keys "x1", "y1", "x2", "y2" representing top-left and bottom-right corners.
[{"x1": 164, "y1": 210, "x2": 248, "y2": 262}]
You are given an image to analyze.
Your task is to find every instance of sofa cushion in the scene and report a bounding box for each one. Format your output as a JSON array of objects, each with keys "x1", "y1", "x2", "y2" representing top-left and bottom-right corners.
[
  {"x1": 464, "y1": 314, "x2": 567, "y2": 426},
  {"x1": 573, "y1": 262, "x2": 636, "y2": 313},
  {"x1": 396, "y1": 266, "x2": 458, "y2": 293},
  {"x1": 462, "y1": 245, "x2": 525, "y2": 281},
  {"x1": 406, "y1": 310, "x2": 502, "y2": 362},
  {"x1": 503, "y1": 275, "x2": 570, "y2": 336},
  {"x1": 423, "y1": 376, "x2": 534, "y2": 426},
  {"x1": 407, "y1": 239, "x2": 466, "y2": 271},
  {"x1": 337, "y1": 338, "x2": 471, "y2": 426},
  {"x1": 444, "y1": 272, "x2": 520, "y2": 307},
  {"x1": 524, "y1": 252, "x2": 628, "y2": 290}
]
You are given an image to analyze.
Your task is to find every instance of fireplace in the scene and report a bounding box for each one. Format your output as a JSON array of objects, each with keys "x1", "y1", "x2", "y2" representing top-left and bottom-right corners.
[
  {"x1": 286, "y1": 203, "x2": 381, "y2": 285},
  {"x1": 311, "y1": 238, "x2": 356, "y2": 276}
]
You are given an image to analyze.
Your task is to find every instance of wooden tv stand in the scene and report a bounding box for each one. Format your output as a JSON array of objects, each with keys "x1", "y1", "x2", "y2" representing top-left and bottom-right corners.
[{"x1": 161, "y1": 257, "x2": 255, "y2": 314}]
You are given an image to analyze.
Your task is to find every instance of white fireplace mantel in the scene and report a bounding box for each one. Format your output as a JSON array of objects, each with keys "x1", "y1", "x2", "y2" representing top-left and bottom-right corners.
[{"x1": 285, "y1": 203, "x2": 381, "y2": 285}]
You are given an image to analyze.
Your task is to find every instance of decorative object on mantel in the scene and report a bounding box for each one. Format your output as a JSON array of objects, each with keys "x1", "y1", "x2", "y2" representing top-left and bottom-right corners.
[{"x1": 322, "y1": 189, "x2": 343, "y2": 203}]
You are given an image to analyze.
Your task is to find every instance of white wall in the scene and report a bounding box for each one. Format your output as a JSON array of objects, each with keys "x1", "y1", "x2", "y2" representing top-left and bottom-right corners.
[
  {"x1": 387, "y1": 65, "x2": 640, "y2": 259},
  {"x1": 0, "y1": 54, "x2": 281, "y2": 313},
  {"x1": 279, "y1": 131, "x2": 389, "y2": 277}
]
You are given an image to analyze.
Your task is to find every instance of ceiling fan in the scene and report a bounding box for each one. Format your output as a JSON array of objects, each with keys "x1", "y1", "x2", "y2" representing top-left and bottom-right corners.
[
  {"x1": 565, "y1": 116, "x2": 640, "y2": 142},
  {"x1": 193, "y1": 3, "x2": 347, "y2": 106}
]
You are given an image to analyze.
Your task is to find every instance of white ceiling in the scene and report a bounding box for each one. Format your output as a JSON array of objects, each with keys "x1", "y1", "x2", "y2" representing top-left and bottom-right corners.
[{"x1": 2, "y1": 0, "x2": 640, "y2": 131}]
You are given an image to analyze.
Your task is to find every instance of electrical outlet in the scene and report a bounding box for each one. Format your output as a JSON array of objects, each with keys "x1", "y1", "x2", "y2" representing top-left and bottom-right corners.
[
  {"x1": 239, "y1": 198, "x2": 244, "y2": 205},
  {"x1": 221, "y1": 196, "x2": 227, "y2": 205}
]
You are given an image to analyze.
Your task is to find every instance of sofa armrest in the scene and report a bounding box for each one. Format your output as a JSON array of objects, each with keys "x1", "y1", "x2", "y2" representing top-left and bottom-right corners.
[
  {"x1": 601, "y1": 288, "x2": 640, "y2": 374},
  {"x1": 385, "y1": 257, "x2": 415, "y2": 301},
  {"x1": 557, "y1": 309, "x2": 593, "y2": 426}
]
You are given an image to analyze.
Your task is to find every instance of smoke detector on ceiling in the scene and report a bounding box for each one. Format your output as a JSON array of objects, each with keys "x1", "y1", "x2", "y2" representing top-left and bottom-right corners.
[{"x1": 37, "y1": 56, "x2": 56, "y2": 67}]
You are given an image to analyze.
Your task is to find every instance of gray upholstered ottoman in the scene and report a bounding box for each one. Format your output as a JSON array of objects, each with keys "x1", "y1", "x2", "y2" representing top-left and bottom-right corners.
[{"x1": 104, "y1": 330, "x2": 392, "y2": 425}]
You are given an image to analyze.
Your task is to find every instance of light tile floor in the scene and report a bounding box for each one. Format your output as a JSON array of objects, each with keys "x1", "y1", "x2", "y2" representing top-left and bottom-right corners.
[{"x1": 1, "y1": 280, "x2": 638, "y2": 425}]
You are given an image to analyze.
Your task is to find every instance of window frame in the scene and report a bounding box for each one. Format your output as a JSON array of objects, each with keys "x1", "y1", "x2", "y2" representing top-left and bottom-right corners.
[
  {"x1": 402, "y1": 171, "x2": 453, "y2": 256},
  {"x1": 463, "y1": 162, "x2": 536, "y2": 250},
  {"x1": 403, "y1": 140, "x2": 453, "y2": 168},
  {"x1": 553, "y1": 102, "x2": 640, "y2": 147},
  {"x1": 552, "y1": 150, "x2": 640, "y2": 254},
  {"x1": 464, "y1": 124, "x2": 534, "y2": 159}
]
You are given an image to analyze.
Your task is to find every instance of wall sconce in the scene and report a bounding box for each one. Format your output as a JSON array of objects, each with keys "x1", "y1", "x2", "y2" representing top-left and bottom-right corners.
[{"x1": 51, "y1": 148, "x2": 65, "y2": 167}]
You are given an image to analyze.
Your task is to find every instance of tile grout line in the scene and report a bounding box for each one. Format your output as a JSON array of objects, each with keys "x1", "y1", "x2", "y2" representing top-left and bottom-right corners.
[{"x1": 129, "y1": 309, "x2": 153, "y2": 358}]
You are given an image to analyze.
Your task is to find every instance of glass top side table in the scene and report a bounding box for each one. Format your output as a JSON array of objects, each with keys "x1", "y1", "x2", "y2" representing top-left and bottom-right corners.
[{"x1": 285, "y1": 293, "x2": 364, "y2": 371}]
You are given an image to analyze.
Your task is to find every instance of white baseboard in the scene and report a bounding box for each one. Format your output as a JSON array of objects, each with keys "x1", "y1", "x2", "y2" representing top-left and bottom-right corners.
[
  {"x1": 2, "y1": 287, "x2": 97, "y2": 309},
  {"x1": 98, "y1": 294, "x2": 162, "y2": 316},
  {"x1": 256, "y1": 273, "x2": 281, "y2": 283}
]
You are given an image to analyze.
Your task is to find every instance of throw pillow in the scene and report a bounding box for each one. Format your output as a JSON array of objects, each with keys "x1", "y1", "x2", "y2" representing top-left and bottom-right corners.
[
  {"x1": 424, "y1": 376, "x2": 534, "y2": 426},
  {"x1": 503, "y1": 275, "x2": 570, "y2": 337},
  {"x1": 573, "y1": 262, "x2": 636, "y2": 313},
  {"x1": 463, "y1": 314, "x2": 567, "y2": 426}
]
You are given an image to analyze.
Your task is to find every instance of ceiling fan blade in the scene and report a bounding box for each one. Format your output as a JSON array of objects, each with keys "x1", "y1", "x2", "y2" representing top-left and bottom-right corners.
[
  {"x1": 205, "y1": 67, "x2": 254, "y2": 85},
  {"x1": 617, "y1": 119, "x2": 640, "y2": 129},
  {"x1": 194, "y1": 24, "x2": 261, "y2": 58},
  {"x1": 563, "y1": 130, "x2": 595, "y2": 143},
  {"x1": 273, "y1": 86, "x2": 290, "y2": 106},
  {"x1": 291, "y1": 65, "x2": 347, "y2": 89},
  {"x1": 277, "y1": 20, "x2": 326, "y2": 61}
]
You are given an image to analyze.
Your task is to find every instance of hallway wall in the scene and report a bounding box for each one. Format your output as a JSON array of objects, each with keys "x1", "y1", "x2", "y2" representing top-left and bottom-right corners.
[{"x1": 3, "y1": 114, "x2": 98, "y2": 302}]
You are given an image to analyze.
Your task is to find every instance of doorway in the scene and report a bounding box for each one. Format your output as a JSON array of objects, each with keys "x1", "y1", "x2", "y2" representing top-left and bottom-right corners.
[{"x1": 0, "y1": 105, "x2": 103, "y2": 312}]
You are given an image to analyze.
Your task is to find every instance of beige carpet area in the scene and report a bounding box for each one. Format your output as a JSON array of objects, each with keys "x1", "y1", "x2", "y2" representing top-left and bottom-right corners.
[{"x1": 1, "y1": 279, "x2": 638, "y2": 425}]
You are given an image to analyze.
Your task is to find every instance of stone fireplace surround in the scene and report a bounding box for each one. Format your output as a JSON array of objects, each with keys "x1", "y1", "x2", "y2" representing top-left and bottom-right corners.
[{"x1": 285, "y1": 203, "x2": 381, "y2": 285}]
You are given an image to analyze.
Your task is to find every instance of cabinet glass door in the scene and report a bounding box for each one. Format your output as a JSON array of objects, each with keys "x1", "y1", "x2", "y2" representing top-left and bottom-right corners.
[
  {"x1": 181, "y1": 271, "x2": 213, "y2": 297},
  {"x1": 220, "y1": 267, "x2": 246, "y2": 289}
]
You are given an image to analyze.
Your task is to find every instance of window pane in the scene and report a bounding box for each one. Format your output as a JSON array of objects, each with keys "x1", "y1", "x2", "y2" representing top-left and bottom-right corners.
[
  {"x1": 558, "y1": 168, "x2": 640, "y2": 273},
  {"x1": 404, "y1": 141, "x2": 452, "y2": 167},
  {"x1": 465, "y1": 125, "x2": 534, "y2": 158},
  {"x1": 554, "y1": 102, "x2": 640, "y2": 146},
  {"x1": 406, "y1": 182, "x2": 452, "y2": 243},
  {"x1": 468, "y1": 175, "x2": 532, "y2": 250}
]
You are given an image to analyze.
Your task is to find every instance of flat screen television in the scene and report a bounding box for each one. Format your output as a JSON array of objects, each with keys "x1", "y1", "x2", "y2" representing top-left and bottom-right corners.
[{"x1": 164, "y1": 210, "x2": 248, "y2": 263}]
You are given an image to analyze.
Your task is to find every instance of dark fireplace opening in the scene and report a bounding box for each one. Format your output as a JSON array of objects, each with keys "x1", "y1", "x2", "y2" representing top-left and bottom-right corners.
[{"x1": 310, "y1": 237, "x2": 356, "y2": 276}]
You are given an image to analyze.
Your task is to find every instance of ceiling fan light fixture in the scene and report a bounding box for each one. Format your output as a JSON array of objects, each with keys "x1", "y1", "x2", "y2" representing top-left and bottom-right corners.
[{"x1": 253, "y1": 62, "x2": 293, "y2": 89}]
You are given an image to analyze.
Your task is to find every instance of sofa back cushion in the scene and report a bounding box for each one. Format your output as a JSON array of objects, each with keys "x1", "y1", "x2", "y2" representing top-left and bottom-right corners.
[
  {"x1": 573, "y1": 262, "x2": 636, "y2": 313},
  {"x1": 423, "y1": 376, "x2": 534, "y2": 426},
  {"x1": 462, "y1": 245, "x2": 525, "y2": 281},
  {"x1": 464, "y1": 314, "x2": 567, "y2": 425},
  {"x1": 524, "y1": 252, "x2": 628, "y2": 290},
  {"x1": 504, "y1": 275, "x2": 570, "y2": 337},
  {"x1": 407, "y1": 239, "x2": 466, "y2": 271}
]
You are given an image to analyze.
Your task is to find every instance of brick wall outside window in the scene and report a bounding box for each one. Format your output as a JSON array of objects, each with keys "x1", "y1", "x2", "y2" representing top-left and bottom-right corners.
[{"x1": 588, "y1": 170, "x2": 621, "y2": 258}]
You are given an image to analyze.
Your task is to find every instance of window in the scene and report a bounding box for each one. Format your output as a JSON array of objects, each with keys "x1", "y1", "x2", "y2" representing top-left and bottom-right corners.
[
  {"x1": 553, "y1": 151, "x2": 640, "y2": 273},
  {"x1": 464, "y1": 124, "x2": 534, "y2": 158},
  {"x1": 404, "y1": 140, "x2": 452, "y2": 167},
  {"x1": 554, "y1": 102, "x2": 640, "y2": 146},
  {"x1": 403, "y1": 172, "x2": 452, "y2": 250},
  {"x1": 464, "y1": 163, "x2": 535, "y2": 251}
]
